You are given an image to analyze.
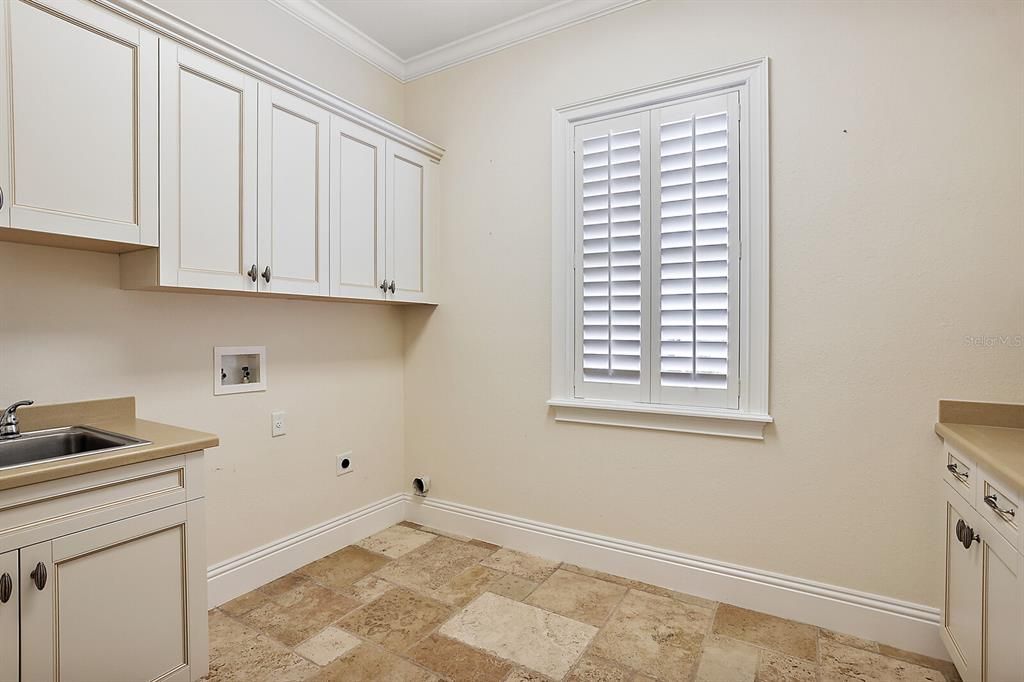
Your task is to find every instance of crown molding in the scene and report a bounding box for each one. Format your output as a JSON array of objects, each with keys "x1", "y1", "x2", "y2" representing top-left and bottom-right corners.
[
  {"x1": 266, "y1": 0, "x2": 406, "y2": 81},
  {"x1": 267, "y1": 0, "x2": 647, "y2": 83}
]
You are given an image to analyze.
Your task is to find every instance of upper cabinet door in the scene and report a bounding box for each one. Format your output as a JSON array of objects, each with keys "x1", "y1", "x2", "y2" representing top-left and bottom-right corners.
[
  {"x1": 159, "y1": 40, "x2": 259, "y2": 292},
  {"x1": 385, "y1": 140, "x2": 438, "y2": 303},
  {"x1": 258, "y1": 85, "x2": 330, "y2": 296},
  {"x1": 329, "y1": 116, "x2": 386, "y2": 300},
  {"x1": 0, "y1": 0, "x2": 158, "y2": 246}
]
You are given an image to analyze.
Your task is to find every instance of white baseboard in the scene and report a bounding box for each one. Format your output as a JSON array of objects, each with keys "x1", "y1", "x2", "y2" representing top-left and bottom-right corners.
[
  {"x1": 206, "y1": 493, "x2": 405, "y2": 608},
  {"x1": 405, "y1": 494, "x2": 947, "y2": 661}
]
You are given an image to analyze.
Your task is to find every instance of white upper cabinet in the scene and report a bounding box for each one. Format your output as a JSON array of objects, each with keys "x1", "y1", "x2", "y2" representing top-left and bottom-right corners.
[
  {"x1": 329, "y1": 116, "x2": 386, "y2": 299},
  {"x1": 158, "y1": 40, "x2": 259, "y2": 292},
  {"x1": 258, "y1": 85, "x2": 330, "y2": 296},
  {"x1": 385, "y1": 140, "x2": 437, "y2": 303},
  {"x1": 0, "y1": 0, "x2": 158, "y2": 248}
]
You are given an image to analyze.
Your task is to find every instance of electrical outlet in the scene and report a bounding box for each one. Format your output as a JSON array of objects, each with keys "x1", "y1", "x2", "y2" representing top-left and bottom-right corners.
[
  {"x1": 271, "y1": 411, "x2": 286, "y2": 437},
  {"x1": 336, "y1": 452, "x2": 354, "y2": 476}
]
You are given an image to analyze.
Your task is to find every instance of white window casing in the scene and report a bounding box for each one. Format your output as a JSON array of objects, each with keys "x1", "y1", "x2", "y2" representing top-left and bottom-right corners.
[{"x1": 550, "y1": 58, "x2": 771, "y2": 439}]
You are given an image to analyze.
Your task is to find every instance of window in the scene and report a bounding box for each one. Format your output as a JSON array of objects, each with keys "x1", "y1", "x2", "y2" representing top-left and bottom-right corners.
[{"x1": 550, "y1": 59, "x2": 771, "y2": 439}]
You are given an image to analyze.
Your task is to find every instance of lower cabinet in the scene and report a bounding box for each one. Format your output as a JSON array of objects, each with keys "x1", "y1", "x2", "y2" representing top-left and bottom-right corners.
[
  {"x1": 0, "y1": 454, "x2": 207, "y2": 682},
  {"x1": 939, "y1": 443, "x2": 1024, "y2": 682}
]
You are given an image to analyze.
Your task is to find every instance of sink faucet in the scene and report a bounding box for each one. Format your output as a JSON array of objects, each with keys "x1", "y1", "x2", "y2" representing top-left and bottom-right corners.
[{"x1": 0, "y1": 400, "x2": 34, "y2": 440}]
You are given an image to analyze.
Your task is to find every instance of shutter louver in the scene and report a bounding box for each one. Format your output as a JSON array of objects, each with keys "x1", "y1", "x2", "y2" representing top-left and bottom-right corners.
[
  {"x1": 581, "y1": 128, "x2": 642, "y2": 385},
  {"x1": 659, "y1": 111, "x2": 729, "y2": 390}
]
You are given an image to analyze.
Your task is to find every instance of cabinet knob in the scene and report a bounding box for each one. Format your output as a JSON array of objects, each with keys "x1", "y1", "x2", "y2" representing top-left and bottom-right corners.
[
  {"x1": 262, "y1": 266, "x2": 272, "y2": 283},
  {"x1": 955, "y1": 519, "x2": 979, "y2": 550},
  {"x1": 380, "y1": 279, "x2": 388, "y2": 293},
  {"x1": 30, "y1": 562, "x2": 46, "y2": 591},
  {"x1": 0, "y1": 185, "x2": 4, "y2": 210},
  {"x1": 0, "y1": 573, "x2": 11, "y2": 603},
  {"x1": 248, "y1": 264, "x2": 258, "y2": 283},
  {"x1": 388, "y1": 280, "x2": 396, "y2": 294}
]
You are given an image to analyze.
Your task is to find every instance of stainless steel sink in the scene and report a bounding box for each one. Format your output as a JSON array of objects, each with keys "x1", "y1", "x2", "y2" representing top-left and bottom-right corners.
[{"x1": 0, "y1": 426, "x2": 150, "y2": 471}]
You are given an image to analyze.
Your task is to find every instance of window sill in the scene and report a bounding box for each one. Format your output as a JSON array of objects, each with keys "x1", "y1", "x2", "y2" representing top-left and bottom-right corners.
[{"x1": 546, "y1": 398, "x2": 772, "y2": 440}]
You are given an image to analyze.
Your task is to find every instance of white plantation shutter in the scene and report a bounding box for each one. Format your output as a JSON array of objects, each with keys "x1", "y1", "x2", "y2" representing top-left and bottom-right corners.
[
  {"x1": 570, "y1": 94, "x2": 740, "y2": 409},
  {"x1": 573, "y1": 112, "x2": 649, "y2": 401},
  {"x1": 555, "y1": 61, "x2": 770, "y2": 431},
  {"x1": 652, "y1": 94, "x2": 739, "y2": 408}
]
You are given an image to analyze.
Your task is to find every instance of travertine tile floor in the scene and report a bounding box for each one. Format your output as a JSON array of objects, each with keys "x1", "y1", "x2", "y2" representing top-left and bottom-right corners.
[{"x1": 206, "y1": 523, "x2": 961, "y2": 682}]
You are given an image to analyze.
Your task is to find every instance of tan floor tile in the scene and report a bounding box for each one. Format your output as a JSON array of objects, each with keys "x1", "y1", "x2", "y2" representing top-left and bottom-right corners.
[
  {"x1": 440, "y1": 592, "x2": 597, "y2": 679},
  {"x1": 504, "y1": 668, "x2": 555, "y2": 682},
  {"x1": 206, "y1": 614, "x2": 317, "y2": 682},
  {"x1": 342, "y1": 574, "x2": 395, "y2": 603},
  {"x1": 294, "y1": 625, "x2": 362, "y2": 666},
  {"x1": 694, "y1": 635, "x2": 759, "y2": 682},
  {"x1": 481, "y1": 548, "x2": 561, "y2": 582},
  {"x1": 526, "y1": 569, "x2": 628, "y2": 626},
  {"x1": 877, "y1": 644, "x2": 962, "y2": 681},
  {"x1": 357, "y1": 525, "x2": 437, "y2": 558},
  {"x1": 398, "y1": 521, "x2": 424, "y2": 530},
  {"x1": 418, "y1": 525, "x2": 473, "y2": 541},
  {"x1": 565, "y1": 655, "x2": 632, "y2": 681},
  {"x1": 589, "y1": 589, "x2": 712, "y2": 681},
  {"x1": 208, "y1": 609, "x2": 261, "y2": 663},
  {"x1": 408, "y1": 633, "x2": 513, "y2": 682},
  {"x1": 712, "y1": 604, "x2": 818, "y2": 662},
  {"x1": 470, "y1": 539, "x2": 502, "y2": 552},
  {"x1": 375, "y1": 535, "x2": 494, "y2": 592},
  {"x1": 299, "y1": 545, "x2": 391, "y2": 590},
  {"x1": 310, "y1": 643, "x2": 438, "y2": 681},
  {"x1": 561, "y1": 563, "x2": 717, "y2": 610},
  {"x1": 337, "y1": 587, "x2": 451, "y2": 652},
  {"x1": 488, "y1": 573, "x2": 538, "y2": 601},
  {"x1": 219, "y1": 589, "x2": 271, "y2": 618},
  {"x1": 820, "y1": 640, "x2": 946, "y2": 682},
  {"x1": 240, "y1": 582, "x2": 359, "y2": 647},
  {"x1": 427, "y1": 564, "x2": 505, "y2": 606},
  {"x1": 755, "y1": 650, "x2": 816, "y2": 682},
  {"x1": 258, "y1": 573, "x2": 310, "y2": 607},
  {"x1": 820, "y1": 627, "x2": 879, "y2": 652}
]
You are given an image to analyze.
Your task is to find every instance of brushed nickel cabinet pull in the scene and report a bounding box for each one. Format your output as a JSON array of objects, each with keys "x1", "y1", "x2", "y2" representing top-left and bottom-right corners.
[
  {"x1": 946, "y1": 463, "x2": 969, "y2": 482},
  {"x1": 388, "y1": 280, "x2": 396, "y2": 294},
  {"x1": 984, "y1": 494, "x2": 1016, "y2": 518},
  {"x1": 262, "y1": 266, "x2": 272, "y2": 283},
  {"x1": 248, "y1": 264, "x2": 258, "y2": 283}
]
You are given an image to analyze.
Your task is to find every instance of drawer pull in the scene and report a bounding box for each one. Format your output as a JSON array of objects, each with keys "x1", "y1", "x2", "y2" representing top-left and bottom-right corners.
[
  {"x1": 0, "y1": 573, "x2": 11, "y2": 603},
  {"x1": 946, "y1": 463, "x2": 969, "y2": 482},
  {"x1": 984, "y1": 494, "x2": 1016, "y2": 519}
]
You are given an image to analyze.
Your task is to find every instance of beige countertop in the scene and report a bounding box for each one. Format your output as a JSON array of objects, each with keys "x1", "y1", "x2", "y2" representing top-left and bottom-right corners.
[
  {"x1": 936, "y1": 400, "x2": 1024, "y2": 494},
  {"x1": 0, "y1": 397, "x2": 218, "y2": 492}
]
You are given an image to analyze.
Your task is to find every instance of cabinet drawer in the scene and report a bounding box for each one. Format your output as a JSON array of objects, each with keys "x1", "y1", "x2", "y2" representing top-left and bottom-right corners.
[
  {"x1": 978, "y1": 468, "x2": 1021, "y2": 553},
  {"x1": 0, "y1": 455, "x2": 196, "y2": 553},
  {"x1": 943, "y1": 446, "x2": 975, "y2": 505}
]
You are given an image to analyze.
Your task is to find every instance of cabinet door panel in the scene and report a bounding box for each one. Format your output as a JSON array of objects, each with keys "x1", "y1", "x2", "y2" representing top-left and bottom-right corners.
[
  {"x1": 330, "y1": 116, "x2": 386, "y2": 299},
  {"x1": 943, "y1": 494, "x2": 982, "y2": 681},
  {"x1": 0, "y1": 550, "x2": 17, "y2": 682},
  {"x1": 258, "y1": 85, "x2": 330, "y2": 296},
  {"x1": 159, "y1": 41, "x2": 258, "y2": 292},
  {"x1": 0, "y1": 0, "x2": 157, "y2": 244},
  {"x1": 980, "y1": 523, "x2": 1023, "y2": 681},
  {"x1": 22, "y1": 503, "x2": 194, "y2": 682},
  {"x1": 386, "y1": 141, "x2": 436, "y2": 302}
]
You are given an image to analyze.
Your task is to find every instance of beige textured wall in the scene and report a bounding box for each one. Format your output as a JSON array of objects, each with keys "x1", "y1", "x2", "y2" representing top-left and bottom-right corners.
[
  {"x1": 402, "y1": 0, "x2": 1024, "y2": 606},
  {"x1": 0, "y1": 1, "x2": 407, "y2": 565}
]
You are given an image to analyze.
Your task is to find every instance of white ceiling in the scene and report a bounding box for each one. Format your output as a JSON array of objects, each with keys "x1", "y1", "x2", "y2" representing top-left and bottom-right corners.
[
  {"x1": 318, "y1": 0, "x2": 559, "y2": 61},
  {"x1": 268, "y1": 0, "x2": 644, "y2": 81}
]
